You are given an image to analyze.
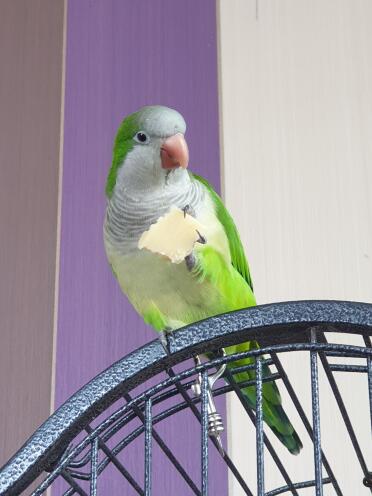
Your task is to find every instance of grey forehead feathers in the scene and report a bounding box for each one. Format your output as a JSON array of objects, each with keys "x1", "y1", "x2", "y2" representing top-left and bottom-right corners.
[{"x1": 137, "y1": 105, "x2": 186, "y2": 138}]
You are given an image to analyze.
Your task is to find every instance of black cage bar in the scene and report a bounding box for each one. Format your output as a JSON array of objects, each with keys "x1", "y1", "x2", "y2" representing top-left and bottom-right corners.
[{"x1": 1, "y1": 300, "x2": 372, "y2": 495}]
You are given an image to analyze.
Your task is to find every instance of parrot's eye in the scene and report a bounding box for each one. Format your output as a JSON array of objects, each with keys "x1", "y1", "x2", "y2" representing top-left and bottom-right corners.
[{"x1": 134, "y1": 131, "x2": 150, "y2": 144}]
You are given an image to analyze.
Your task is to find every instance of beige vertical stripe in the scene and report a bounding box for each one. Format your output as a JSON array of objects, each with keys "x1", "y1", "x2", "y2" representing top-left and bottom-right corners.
[
  {"x1": 0, "y1": 0, "x2": 64, "y2": 465},
  {"x1": 50, "y1": 0, "x2": 68, "y2": 417},
  {"x1": 219, "y1": 0, "x2": 372, "y2": 494}
]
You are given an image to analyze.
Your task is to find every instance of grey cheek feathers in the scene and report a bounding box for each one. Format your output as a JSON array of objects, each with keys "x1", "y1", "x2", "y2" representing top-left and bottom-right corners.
[{"x1": 117, "y1": 145, "x2": 165, "y2": 192}]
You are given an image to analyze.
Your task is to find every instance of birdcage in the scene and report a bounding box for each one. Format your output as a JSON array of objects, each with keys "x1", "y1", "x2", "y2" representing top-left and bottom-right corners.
[{"x1": 0, "y1": 300, "x2": 371, "y2": 495}]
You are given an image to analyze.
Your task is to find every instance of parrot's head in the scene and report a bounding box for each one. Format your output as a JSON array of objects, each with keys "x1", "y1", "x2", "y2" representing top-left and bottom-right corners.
[{"x1": 106, "y1": 105, "x2": 189, "y2": 198}]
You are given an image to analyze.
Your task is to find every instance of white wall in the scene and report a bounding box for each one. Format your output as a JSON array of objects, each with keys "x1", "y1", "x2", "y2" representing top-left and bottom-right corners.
[{"x1": 218, "y1": 1, "x2": 372, "y2": 493}]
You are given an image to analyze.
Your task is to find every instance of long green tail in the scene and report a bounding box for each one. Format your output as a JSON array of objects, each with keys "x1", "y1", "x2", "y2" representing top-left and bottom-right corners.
[{"x1": 225, "y1": 341, "x2": 303, "y2": 455}]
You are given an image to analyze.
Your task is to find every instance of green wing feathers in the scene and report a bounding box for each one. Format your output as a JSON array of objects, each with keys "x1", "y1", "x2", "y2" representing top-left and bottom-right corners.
[
  {"x1": 193, "y1": 245, "x2": 256, "y2": 311},
  {"x1": 226, "y1": 342, "x2": 303, "y2": 455},
  {"x1": 192, "y1": 174, "x2": 253, "y2": 291},
  {"x1": 193, "y1": 173, "x2": 302, "y2": 454}
]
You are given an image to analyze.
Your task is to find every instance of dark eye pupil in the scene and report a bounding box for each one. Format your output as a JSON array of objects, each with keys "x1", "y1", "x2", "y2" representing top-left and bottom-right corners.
[{"x1": 137, "y1": 132, "x2": 147, "y2": 142}]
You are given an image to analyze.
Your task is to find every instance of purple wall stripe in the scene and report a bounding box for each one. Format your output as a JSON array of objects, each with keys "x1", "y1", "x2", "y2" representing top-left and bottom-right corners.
[{"x1": 55, "y1": 0, "x2": 225, "y2": 494}]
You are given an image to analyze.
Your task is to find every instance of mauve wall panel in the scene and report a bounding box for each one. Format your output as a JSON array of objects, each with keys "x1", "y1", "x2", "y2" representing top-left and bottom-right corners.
[
  {"x1": 0, "y1": 0, "x2": 63, "y2": 466},
  {"x1": 55, "y1": 1, "x2": 226, "y2": 494}
]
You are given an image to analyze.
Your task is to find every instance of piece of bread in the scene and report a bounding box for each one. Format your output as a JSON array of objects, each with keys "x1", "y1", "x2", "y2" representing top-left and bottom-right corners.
[{"x1": 138, "y1": 207, "x2": 206, "y2": 263}]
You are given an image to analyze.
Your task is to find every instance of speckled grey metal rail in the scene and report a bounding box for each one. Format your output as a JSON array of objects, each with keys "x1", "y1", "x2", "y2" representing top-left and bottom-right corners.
[{"x1": 1, "y1": 300, "x2": 372, "y2": 495}]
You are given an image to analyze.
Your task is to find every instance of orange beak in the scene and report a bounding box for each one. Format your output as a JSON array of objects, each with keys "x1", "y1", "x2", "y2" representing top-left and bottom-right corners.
[{"x1": 160, "y1": 133, "x2": 189, "y2": 169}]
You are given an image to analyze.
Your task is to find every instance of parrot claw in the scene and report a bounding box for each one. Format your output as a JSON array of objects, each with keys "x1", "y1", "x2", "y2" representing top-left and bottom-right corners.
[
  {"x1": 158, "y1": 328, "x2": 172, "y2": 353},
  {"x1": 184, "y1": 228, "x2": 206, "y2": 271},
  {"x1": 196, "y1": 230, "x2": 206, "y2": 244},
  {"x1": 182, "y1": 204, "x2": 195, "y2": 218}
]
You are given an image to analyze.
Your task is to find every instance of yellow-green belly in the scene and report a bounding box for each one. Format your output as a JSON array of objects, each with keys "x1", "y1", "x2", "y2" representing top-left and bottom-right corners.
[{"x1": 109, "y1": 246, "x2": 255, "y2": 332}]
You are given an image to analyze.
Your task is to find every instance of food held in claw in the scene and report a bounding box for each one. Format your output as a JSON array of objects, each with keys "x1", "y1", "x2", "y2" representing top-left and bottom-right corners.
[{"x1": 138, "y1": 207, "x2": 206, "y2": 263}]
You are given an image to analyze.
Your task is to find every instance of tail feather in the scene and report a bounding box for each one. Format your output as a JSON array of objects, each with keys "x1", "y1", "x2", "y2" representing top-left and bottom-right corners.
[
  {"x1": 260, "y1": 394, "x2": 303, "y2": 455},
  {"x1": 225, "y1": 342, "x2": 303, "y2": 455}
]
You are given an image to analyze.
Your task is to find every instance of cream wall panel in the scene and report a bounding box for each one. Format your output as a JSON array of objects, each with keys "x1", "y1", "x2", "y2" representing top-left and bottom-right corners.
[{"x1": 219, "y1": 1, "x2": 372, "y2": 494}]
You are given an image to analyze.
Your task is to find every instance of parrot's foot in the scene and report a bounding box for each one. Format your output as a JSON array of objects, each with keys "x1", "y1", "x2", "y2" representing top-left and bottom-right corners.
[
  {"x1": 185, "y1": 231, "x2": 206, "y2": 272},
  {"x1": 158, "y1": 328, "x2": 172, "y2": 353},
  {"x1": 182, "y1": 204, "x2": 195, "y2": 218}
]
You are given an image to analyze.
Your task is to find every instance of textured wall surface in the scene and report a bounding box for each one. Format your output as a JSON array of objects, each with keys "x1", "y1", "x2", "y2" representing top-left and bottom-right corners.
[
  {"x1": 0, "y1": 0, "x2": 64, "y2": 467},
  {"x1": 4, "y1": 1, "x2": 371, "y2": 494},
  {"x1": 219, "y1": 0, "x2": 372, "y2": 493},
  {"x1": 55, "y1": 1, "x2": 225, "y2": 494}
]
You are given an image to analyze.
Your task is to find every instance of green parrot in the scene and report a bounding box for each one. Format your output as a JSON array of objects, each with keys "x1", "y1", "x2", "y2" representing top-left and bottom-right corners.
[{"x1": 104, "y1": 105, "x2": 302, "y2": 455}]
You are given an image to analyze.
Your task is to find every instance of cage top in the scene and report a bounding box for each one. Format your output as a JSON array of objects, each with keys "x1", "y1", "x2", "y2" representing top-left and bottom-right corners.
[{"x1": 1, "y1": 299, "x2": 372, "y2": 495}]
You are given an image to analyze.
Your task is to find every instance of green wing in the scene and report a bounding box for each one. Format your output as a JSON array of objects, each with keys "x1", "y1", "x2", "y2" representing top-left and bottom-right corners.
[
  {"x1": 192, "y1": 173, "x2": 253, "y2": 291},
  {"x1": 192, "y1": 174, "x2": 303, "y2": 455}
]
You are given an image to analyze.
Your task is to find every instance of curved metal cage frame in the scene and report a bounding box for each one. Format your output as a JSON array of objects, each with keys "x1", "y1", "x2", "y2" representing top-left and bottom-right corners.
[{"x1": 1, "y1": 300, "x2": 372, "y2": 495}]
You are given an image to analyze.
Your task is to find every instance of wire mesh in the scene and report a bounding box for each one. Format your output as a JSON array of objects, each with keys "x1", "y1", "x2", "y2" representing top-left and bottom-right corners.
[{"x1": 0, "y1": 301, "x2": 371, "y2": 495}]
